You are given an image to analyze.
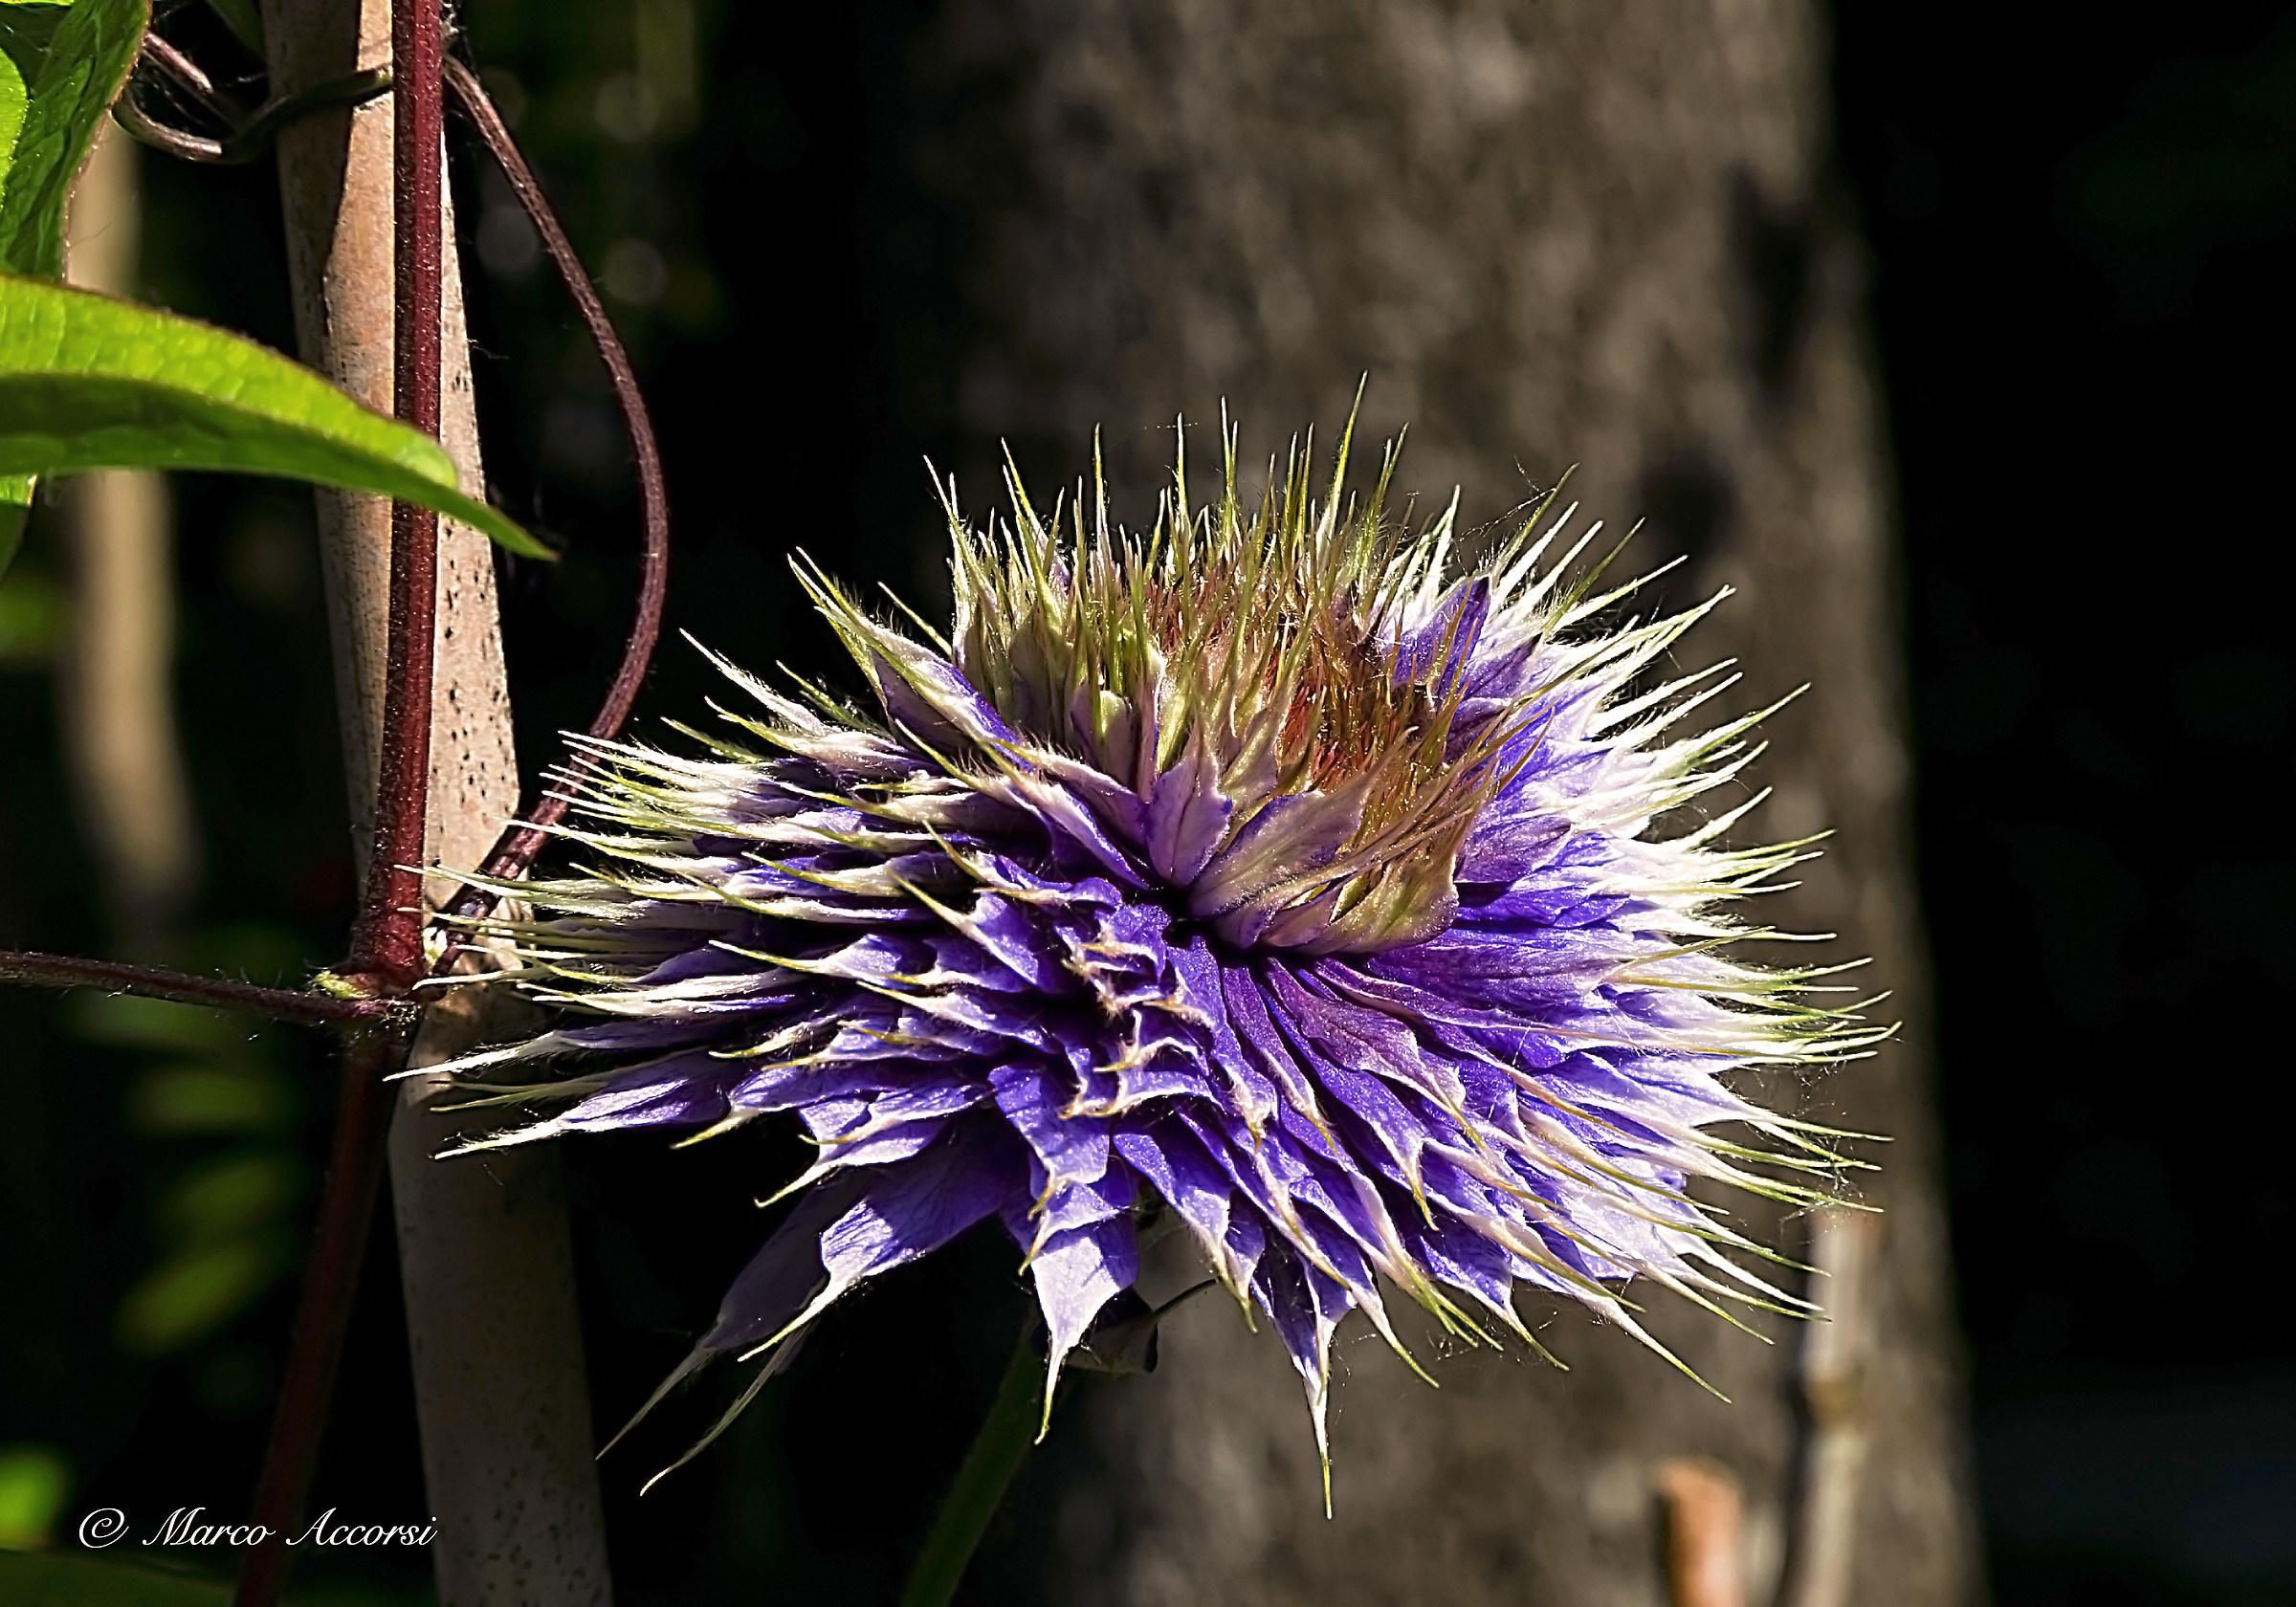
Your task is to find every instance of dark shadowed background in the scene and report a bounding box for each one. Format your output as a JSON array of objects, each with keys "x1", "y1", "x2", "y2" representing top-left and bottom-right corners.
[{"x1": 0, "y1": 3, "x2": 2289, "y2": 1604}]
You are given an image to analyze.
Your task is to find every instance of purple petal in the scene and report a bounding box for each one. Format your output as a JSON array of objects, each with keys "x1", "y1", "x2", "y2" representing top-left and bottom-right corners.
[
  {"x1": 560, "y1": 1053, "x2": 732, "y2": 1133},
  {"x1": 1025, "y1": 1213, "x2": 1139, "y2": 1402},
  {"x1": 1146, "y1": 724, "x2": 1235, "y2": 888},
  {"x1": 1169, "y1": 938, "x2": 1279, "y2": 1132},
  {"x1": 1113, "y1": 1121, "x2": 1238, "y2": 1279},
  {"x1": 784, "y1": 1129, "x2": 1021, "y2": 1332},
  {"x1": 701, "y1": 1172, "x2": 873, "y2": 1354},
  {"x1": 992, "y1": 1061, "x2": 1113, "y2": 1193},
  {"x1": 1187, "y1": 777, "x2": 1371, "y2": 924},
  {"x1": 863, "y1": 633, "x2": 1024, "y2": 756},
  {"x1": 982, "y1": 771, "x2": 1154, "y2": 889},
  {"x1": 1395, "y1": 576, "x2": 1490, "y2": 699}
]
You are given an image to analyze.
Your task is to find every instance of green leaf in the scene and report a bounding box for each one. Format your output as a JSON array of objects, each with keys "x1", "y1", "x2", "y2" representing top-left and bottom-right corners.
[
  {"x1": 0, "y1": 34, "x2": 28, "y2": 575},
  {"x1": 0, "y1": 0, "x2": 147, "y2": 278},
  {"x1": 0, "y1": 1552, "x2": 229, "y2": 1606},
  {"x1": 0, "y1": 0, "x2": 146, "y2": 578},
  {"x1": 0, "y1": 4, "x2": 75, "y2": 114},
  {"x1": 0, "y1": 31, "x2": 29, "y2": 194},
  {"x1": 0, "y1": 276, "x2": 550, "y2": 558}
]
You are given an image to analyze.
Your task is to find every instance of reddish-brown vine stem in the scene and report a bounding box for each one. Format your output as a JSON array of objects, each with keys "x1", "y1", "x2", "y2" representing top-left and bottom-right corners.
[
  {"x1": 235, "y1": 0, "x2": 446, "y2": 1599},
  {"x1": 440, "y1": 54, "x2": 671, "y2": 926},
  {"x1": 0, "y1": 949, "x2": 395, "y2": 1026},
  {"x1": 232, "y1": 1022, "x2": 413, "y2": 1607},
  {"x1": 337, "y1": 0, "x2": 444, "y2": 999}
]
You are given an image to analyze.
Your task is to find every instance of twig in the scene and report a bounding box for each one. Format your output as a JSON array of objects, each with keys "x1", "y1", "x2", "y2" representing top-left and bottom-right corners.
[
  {"x1": 111, "y1": 95, "x2": 227, "y2": 163},
  {"x1": 223, "y1": 69, "x2": 393, "y2": 163},
  {"x1": 232, "y1": 1021, "x2": 415, "y2": 1606},
  {"x1": 439, "y1": 54, "x2": 670, "y2": 918},
  {"x1": 1777, "y1": 1207, "x2": 1882, "y2": 1607},
  {"x1": 0, "y1": 948, "x2": 393, "y2": 1026},
  {"x1": 1655, "y1": 1457, "x2": 1745, "y2": 1607}
]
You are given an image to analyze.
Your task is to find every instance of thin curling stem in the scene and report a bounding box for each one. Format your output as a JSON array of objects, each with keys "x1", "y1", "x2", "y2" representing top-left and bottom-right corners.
[
  {"x1": 141, "y1": 33, "x2": 250, "y2": 127},
  {"x1": 0, "y1": 948, "x2": 393, "y2": 1027},
  {"x1": 439, "y1": 55, "x2": 670, "y2": 926},
  {"x1": 899, "y1": 1321, "x2": 1044, "y2": 1607},
  {"x1": 121, "y1": 43, "x2": 392, "y2": 167},
  {"x1": 232, "y1": 1022, "x2": 415, "y2": 1607}
]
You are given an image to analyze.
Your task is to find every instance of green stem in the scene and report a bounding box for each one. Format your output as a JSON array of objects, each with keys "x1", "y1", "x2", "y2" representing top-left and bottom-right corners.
[{"x1": 899, "y1": 1322, "x2": 1044, "y2": 1607}]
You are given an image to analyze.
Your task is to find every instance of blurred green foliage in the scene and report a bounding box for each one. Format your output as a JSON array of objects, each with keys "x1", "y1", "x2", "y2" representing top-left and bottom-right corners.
[
  {"x1": 0, "y1": 1442, "x2": 71, "y2": 1551},
  {"x1": 66, "y1": 995, "x2": 305, "y2": 1359},
  {"x1": 2064, "y1": 11, "x2": 2296, "y2": 303},
  {"x1": 0, "y1": 559, "x2": 62, "y2": 661},
  {"x1": 0, "y1": 1551, "x2": 228, "y2": 1604},
  {"x1": 0, "y1": 1550, "x2": 437, "y2": 1604}
]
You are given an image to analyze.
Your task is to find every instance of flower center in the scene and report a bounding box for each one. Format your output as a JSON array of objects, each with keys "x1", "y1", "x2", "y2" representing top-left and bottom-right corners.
[{"x1": 947, "y1": 452, "x2": 1531, "y2": 956}]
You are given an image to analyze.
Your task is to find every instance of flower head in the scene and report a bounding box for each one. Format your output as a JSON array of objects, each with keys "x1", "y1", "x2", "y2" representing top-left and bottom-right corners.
[{"x1": 444, "y1": 423, "x2": 1878, "y2": 1476}]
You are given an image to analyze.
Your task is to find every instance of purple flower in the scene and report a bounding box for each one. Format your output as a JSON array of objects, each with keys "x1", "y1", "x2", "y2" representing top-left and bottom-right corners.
[{"x1": 443, "y1": 428, "x2": 1878, "y2": 1476}]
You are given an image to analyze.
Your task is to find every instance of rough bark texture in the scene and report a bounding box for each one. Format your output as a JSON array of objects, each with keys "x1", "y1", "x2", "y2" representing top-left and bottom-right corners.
[
  {"x1": 262, "y1": 0, "x2": 611, "y2": 1598},
  {"x1": 902, "y1": 3, "x2": 1981, "y2": 1603}
]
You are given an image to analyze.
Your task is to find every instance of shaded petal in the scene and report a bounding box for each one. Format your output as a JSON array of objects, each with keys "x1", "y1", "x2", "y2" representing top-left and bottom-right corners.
[
  {"x1": 1022, "y1": 1213, "x2": 1139, "y2": 1414},
  {"x1": 765, "y1": 1127, "x2": 1023, "y2": 1347},
  {"x1": 1114, "y1": 1120, "x2": 1245, "y2": 1290},
  {"x1": 1395, "y1": 576, "x2": 1490, "y2": 700},
  {"x1": 700, "y1": 1172, "x2": 873, "y2": 1354}
]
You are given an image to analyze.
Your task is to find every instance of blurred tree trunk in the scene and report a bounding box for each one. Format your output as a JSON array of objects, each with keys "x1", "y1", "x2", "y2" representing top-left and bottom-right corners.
[
  {"x1": 902, "y1": 3, "x2": 1981, "y2": 1603},
  {"x1": 58, "y1": 124, "x2": 198, "y2": 957}
]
